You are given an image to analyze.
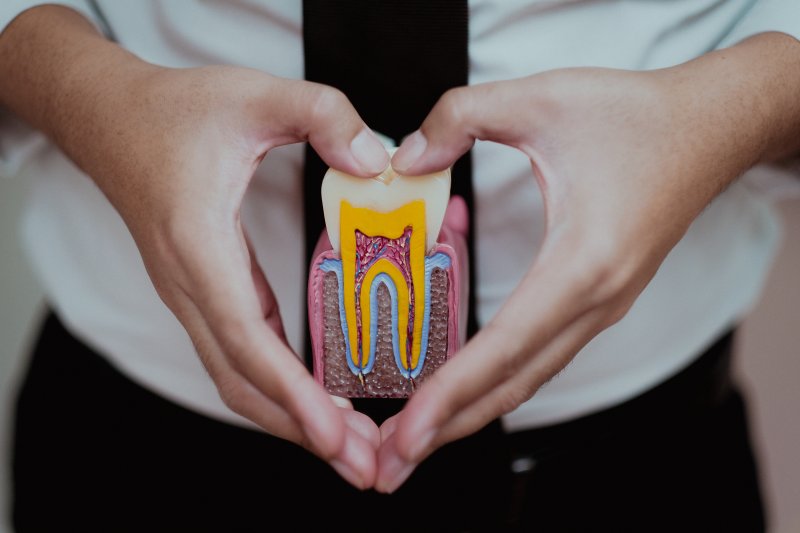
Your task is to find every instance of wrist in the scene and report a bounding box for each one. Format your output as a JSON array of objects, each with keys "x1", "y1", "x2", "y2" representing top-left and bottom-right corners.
[
  {"x1": 0, "y1": 5, "x2": 158, "y2": 169},
  {"x1": 656, "y1": 32, "x2": 800, "y2": 174}
]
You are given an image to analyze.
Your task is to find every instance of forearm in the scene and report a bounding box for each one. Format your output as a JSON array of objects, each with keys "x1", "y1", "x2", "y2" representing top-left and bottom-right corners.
[
  {"x1": 661, "y1": 32, "x2": 800, "y2": 170},
  {"x1": 740, "y1": 33, "x2": 800, "y2": 163},
  {"x1": 0, "y1": 5, "x2": 154, "y2": 171}
]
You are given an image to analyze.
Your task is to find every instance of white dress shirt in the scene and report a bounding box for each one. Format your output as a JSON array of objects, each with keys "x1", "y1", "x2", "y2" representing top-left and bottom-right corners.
[{"x1": 2, "y1": 0, "x2": 799, "y2": 431}]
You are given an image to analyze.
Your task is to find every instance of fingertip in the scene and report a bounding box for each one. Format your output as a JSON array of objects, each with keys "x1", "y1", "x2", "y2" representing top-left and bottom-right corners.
[
  {"x1": 350, "y1": 127, "x2": 390, "y2": 176},
  {"x1": 342, "y1": 409, "x2": 381, "y2": 450},
  {"x1": 294, "y1": 380, "x2": 349, "y2": 459},
  {"x1": 333, "y1": 430, "x2": 377, "y2": 490},
  {"x1": 331, "y1": 459, "x2": 366, "y2": 490},
  {"x1": 375, "y1": 433, "x2": 417, "y2": 494},
  {"x1": 392, "y1": 130, "x2": 427, "y2": 174},
  {"x1": 393, "y1": 133, "x2": 475, "y2": 176},
  {"x1": 392, "y1": 390, "x2": 441, "y2": 463}
]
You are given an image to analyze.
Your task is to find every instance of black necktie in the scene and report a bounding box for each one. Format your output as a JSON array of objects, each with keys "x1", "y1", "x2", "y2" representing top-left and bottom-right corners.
[{"x1": 302, "y1": 0, "x2": 476, "y2": 420}]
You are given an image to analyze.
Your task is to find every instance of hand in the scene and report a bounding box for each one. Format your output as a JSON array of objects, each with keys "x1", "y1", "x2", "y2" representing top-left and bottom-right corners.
[
  {"x1": 376, "y1": 33, "x2": 800, "y2": 492},
  {"x1": 1, "y1": 6, "x2": 393, "y2": 489},
  {"x1": 0, "y1": 7, "x2": 393, "y2": 487},
  {"x1": 98, "y1": 66, "x2": 394, "y2": 487}
]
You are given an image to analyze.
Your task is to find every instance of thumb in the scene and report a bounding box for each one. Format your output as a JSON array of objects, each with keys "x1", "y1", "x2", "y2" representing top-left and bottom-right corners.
[
  {"x1": 273, "y1": 80, "x2": 390, "y2": 177},
  {"x1": 391, "y1": 82, "x2": 529, "y2": 175}
]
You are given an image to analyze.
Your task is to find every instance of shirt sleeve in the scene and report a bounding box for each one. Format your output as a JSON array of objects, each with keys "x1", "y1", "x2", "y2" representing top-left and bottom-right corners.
[
  {"x1": 0, "y1": 1, "x2": 102, "y2": 179},
  {"x1": 717, "y1": 0, "x2": 800, "y2": 48}
]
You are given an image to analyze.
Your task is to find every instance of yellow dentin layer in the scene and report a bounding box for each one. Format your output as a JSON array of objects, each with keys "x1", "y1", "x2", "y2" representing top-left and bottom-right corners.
[{"x1": 340, "y1": 200, "x2": 427, "y2": 373}]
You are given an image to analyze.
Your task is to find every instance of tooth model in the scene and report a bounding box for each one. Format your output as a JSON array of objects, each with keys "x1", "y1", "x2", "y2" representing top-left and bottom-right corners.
[{"x1": 307, "y1": 160, "x2": 467, "y2": 398}]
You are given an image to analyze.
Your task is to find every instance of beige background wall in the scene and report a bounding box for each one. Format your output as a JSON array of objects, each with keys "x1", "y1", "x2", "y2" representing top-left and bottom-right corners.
[
  {"x1": 1, "y1": 175, "x2": 798, "y2": 532},
  {"x1": 737, "y1": 200, "x2": 800, "y2": 533}
]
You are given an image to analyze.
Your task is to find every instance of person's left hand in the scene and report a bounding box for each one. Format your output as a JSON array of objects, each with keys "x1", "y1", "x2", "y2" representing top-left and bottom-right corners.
[{"x1": 374, "y1": 33, "x2": 799, "y2": 493}]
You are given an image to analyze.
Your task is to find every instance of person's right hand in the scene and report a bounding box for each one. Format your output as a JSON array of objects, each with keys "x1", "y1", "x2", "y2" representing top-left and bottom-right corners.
[
  {"x1": 97, "y1": 66, "x2": 389, "y2": 488},
  {"x1": 0, "y1": 5, "x2": 390, "y2": 489}
]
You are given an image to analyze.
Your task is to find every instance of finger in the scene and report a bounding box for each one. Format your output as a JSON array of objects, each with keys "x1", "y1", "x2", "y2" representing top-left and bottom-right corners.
[
  {"x1": 374, "y1": 311, "x2": 602, "y2": 494},
  {"x1": 329, "y1": 394, "x2": 353, "y2": 410},
  {"x1": 331, "y1": 428, "x2": 378, "y2": 490},
  {"x1": 375, "y1": 431, "x2": 416, "y2": 494},
  {"x1": 185, "y1": 282, "x2": 380, "y2": 486},
  {"x1": 409, "y1": 306, "x2": 608, "y2": 462},
  {"x1": 170, "y1": 225, "x2": 350, "y2": 463},
  {"x1": 244, "y1": 228, "x2": 288, "y2": 343},
  {"x1": 391, "y1": 237, "x2": 609, "y2": 464},
  {"x1": 269, "y1": 79, "x2": 389, "y2": 177},
  {"x1": 181, "y1": 288, "x2": 378, "y2": 487},
  {"x1": 168, "y1": 291, "x2": 307, "y2": 445},
  {"x1": 392, "y1": 82, "x2": 531, "y2": 175},
  {"x1": 342, "y1": 409, "x2": 381, "y2": 450}
]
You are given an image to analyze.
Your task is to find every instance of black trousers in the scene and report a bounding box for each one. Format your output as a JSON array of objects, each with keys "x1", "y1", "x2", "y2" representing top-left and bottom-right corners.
[{"x1": 12, "y1": 314, "x2": 765, "y2": 532}]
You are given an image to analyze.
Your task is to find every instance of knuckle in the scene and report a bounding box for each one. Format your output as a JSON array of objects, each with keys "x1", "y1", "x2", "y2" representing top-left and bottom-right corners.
[
  {"x1": 217, "y1": 376, "x2": 246, "y2": 414},
  {"x1": 606, "y1": 302, "x2": 631, "y2": 327},
  {"x1": 569, "y1": 240, "x2": 645, "y2": 329},
  {"x1": 495, "y1": 385, "x2": 532, "y2": 416},
  {"x1": 145, "y1": 268, "x2": 175, "y2": 305},
  {"x1": 571, "y1": 239, "x2": 632, "y2": 308},
  {"x1": 483, "y1": 324, "x2": 527, "y2": 381},
  {"x1": 309, "y1": 85, "x2": 349, "y2": 124},
  {"x1": 437, "y1": 87, "x2": 472, "y2": 126},
  {"x1": 599, "y1": 289, "x2": 637, "y2": 329},
  {"x1": 500, "y1": 355, "x2": 524, "y2": 383},
  {"x1": 162, "y1": 214, "x2": 186, "y2": 248},
  {"x1": 158, "y1": 213, "x2": 202, "y2": 269},
  {"x1": 217, "y1": 319, "x2": 254, "y2": 364}
]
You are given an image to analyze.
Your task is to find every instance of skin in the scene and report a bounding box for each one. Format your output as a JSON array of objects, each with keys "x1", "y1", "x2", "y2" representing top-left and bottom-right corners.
[
  {"x1": 379, "y1": 32, "x2": 800, "y2": 492},
  {"x1": 2, "y1": 5, "x2": 799, "y2": 495},
  {"x1": 0, "y1": 5, "x2": 390, "y2": 489}
]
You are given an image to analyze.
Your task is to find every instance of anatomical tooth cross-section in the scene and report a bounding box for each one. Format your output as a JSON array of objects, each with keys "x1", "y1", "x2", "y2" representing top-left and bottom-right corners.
[{"x1": 308, "y1": 161, "x2": 466, "y2": 398}]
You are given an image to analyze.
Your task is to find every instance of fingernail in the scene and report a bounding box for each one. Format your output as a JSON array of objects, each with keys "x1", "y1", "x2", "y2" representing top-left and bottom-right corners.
[
  {"x1": 329, "y1": 394, "x2": 353, "y2": 409},
  {"x1": 409, "y1": 428, "x2": 436, "y2": 462},
  {"x1": 331, "y1": 459, "x2": 365, "y2": 490},
  {"x1": 392, "y1": 130, "x2": 427, "y2": 174},
  {"x1": 350, "y1": 128, "x2": 390, "y2": 175},
  {"x1": 377, "y1": 454, "x2": 416, "y2": 494}
]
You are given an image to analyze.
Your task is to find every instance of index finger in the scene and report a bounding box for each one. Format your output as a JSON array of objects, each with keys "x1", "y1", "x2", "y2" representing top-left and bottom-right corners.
[
  {"x1": 391, "y1": 236, "x2": 606, "y2": 463},
  {"x1": 170, "y1": 221, "x2": 350, "y2": 461}
]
